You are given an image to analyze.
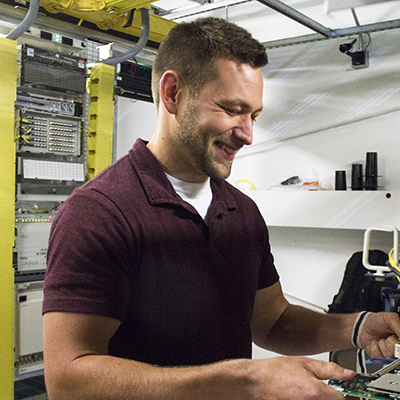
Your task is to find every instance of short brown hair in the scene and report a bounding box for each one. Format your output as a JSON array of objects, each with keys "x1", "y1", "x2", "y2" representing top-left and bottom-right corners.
[{"x1": 152, "y1": 17, "x2": 268, "y2": 108}]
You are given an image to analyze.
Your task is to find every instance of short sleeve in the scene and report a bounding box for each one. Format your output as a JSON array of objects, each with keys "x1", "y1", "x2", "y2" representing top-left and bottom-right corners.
[
  {"x1": 257, "y1": 229, "x2": 279, "y2": 290},
  {"x1": 43, "y1": 188, "x2": 134, "y2": 322}
]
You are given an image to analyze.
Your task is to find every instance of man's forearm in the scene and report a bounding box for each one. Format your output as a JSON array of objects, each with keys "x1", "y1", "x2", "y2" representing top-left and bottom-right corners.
[
  {"x1": 45, "y1": 351, "x2": 356, "y2": 400},
  {"x1": 258, "y1": 304, "x2": 357, "y2": 356},
  {"x1": 46, "y1": 354, "x2": 257, "y2": 400}
]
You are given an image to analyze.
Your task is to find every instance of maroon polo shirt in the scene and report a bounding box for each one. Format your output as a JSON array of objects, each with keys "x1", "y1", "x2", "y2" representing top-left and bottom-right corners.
[{"x1": 43, "y1": 139, "x2": 279, "y2": 366}]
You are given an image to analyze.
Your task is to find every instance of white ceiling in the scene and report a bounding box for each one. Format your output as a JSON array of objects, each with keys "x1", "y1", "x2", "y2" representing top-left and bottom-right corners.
[
  {"x1": 153, "y1": 0, "x2": 400, "y2": 44},
  {"x1": 326, "y1": 0, "x2": 397, "y2": 12}
]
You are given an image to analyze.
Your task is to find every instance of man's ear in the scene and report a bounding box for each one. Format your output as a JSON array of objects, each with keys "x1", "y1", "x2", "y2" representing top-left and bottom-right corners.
[{"x1": 159, "y1": 71, "x2": 182, "y2": 115}]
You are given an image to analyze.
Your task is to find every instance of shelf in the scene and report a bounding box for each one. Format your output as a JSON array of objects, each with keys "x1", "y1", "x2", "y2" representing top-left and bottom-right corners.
[{"x1": 247, "y1": 190, "x2": 400, "y2": 230}]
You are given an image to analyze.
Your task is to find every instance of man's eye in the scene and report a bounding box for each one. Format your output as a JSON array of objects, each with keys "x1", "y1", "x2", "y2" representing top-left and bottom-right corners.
[{"x1": 225, "y1": 108, "x2": 240, "y2": 116}]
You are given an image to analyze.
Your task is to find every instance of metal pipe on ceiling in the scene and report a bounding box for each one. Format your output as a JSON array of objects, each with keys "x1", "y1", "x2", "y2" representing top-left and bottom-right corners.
[
  {"x1": 262, "y1": 17, "x2": 400, "y2": 48},
  {"x1": 256, "y1": 0, "x2": 335, "y2": 37}
]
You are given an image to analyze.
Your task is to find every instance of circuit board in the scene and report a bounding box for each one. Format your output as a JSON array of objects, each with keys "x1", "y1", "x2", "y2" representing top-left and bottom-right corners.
[
  {"x1": 330, "y1": 373, "x2": 400, "y2": 399},
  {"x1": 329, "y1": 358, "x2": 400, "y2": 399}
]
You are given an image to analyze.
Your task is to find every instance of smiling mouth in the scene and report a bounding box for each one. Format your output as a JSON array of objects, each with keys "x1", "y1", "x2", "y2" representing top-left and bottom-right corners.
[{"x1": 215, "y1": 142, "x2": 239, "y2": 161}]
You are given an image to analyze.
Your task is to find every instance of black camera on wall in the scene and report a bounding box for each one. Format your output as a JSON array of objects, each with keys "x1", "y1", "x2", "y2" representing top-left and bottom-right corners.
[{"x1": 339, "y1": 37, "x2": 369, "y2": 69}]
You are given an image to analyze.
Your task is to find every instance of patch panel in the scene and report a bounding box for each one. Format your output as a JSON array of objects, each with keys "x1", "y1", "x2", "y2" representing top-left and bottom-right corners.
[{"x1": 17, "y1": 110, "x2": 82, "y2": 156}]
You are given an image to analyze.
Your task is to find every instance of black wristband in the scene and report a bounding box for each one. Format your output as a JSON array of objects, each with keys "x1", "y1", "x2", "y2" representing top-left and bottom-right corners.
[{"x1": 352, "y1": 311, "x2": 371, "y2": 348}]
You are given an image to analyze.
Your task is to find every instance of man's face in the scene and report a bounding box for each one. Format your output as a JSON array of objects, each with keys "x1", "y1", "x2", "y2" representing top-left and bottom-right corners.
[{"x1": 173, "y1": 58, "x2": 264, "y2": 182}]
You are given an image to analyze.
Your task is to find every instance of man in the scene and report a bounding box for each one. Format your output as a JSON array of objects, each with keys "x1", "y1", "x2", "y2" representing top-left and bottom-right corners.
[{"x1": 43, "y1": 17, "x2": 400, "y2": 400}]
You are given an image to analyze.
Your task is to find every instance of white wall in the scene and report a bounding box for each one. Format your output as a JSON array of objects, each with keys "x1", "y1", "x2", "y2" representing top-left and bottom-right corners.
[
  {"x1": 228, "y1": 29, "x2": 400, "y2": 191},
  {"x1": 114, "y1": 97, "x2": 157, "y2": 161}
]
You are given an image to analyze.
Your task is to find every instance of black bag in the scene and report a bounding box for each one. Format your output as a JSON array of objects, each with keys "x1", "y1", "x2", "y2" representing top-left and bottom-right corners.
[{"x1": 328, "y1": 250, "x2": 391, "y2": 314}]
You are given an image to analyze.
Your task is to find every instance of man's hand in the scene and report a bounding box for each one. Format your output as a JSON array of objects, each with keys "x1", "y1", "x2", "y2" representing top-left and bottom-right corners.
[
  {"x1": 359, "y1": 312, "x2": 400, "y2": 358},
  {"x1": 239, "y1": 356, "x2": 355, "y2": 400}
]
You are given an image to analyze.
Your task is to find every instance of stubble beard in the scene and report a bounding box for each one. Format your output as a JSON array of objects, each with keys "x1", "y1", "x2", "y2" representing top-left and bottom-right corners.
[{"x1": 176, "y1": 103, "x2": 232, "y2": 182}]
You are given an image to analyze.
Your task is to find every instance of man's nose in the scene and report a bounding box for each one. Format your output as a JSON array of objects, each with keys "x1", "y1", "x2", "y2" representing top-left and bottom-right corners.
[{"x1": 235, "y1": 114, "x2": 253, "y2": 146}]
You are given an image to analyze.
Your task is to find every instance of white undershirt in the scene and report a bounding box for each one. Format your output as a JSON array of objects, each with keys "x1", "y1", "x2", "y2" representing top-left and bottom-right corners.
[{"x1": 166, "y1": 173, "x2": 213, "y2": 219}]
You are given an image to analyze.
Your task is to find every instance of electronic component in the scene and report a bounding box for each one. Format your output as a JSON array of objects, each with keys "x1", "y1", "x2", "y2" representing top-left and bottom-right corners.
[
  {"x1": 14, "y1": 213, "x2": 55, "y2": 273},
  {"x1": 330, "y1": 358, "x2": 400, "y2": 399},
  {"x1": 330, "y1": 374, "x2": 400, "y2": 400},
  {"x1": 17, "y1": 110, "x2": 82, "y2": 156},
  {"x1": 15, "y1": 281, "x2": 44, "y2": 376},
  {"x1": 18, "y1": 109, "x2": 82, "y2": 156},
  {"x1": 330, "y1": 373, "x2": 375, "y2": 398},
  {"x1": 17, "y1": 153, "x2": 85, "y2": 195},
  {"x1": 339, "y1": 37, "x2": 369, "y2": 69},
  {"x1": 395, "y1": 342, "x2": 400, "y2": 359},
  {"x1": 116, "y1": 61, "x2": 153, "y2": 102},
  {"x1": 368, "y1": 374, "x2": 400, "y2": 397},
  {"x1": 25, "y1": 27, "x2": 86, "y2": 49},
  {"x1": 16, "y1": 92, "x2": 83, "y2": 117},
  {"x1": 20, "y1": 44, "x2": 86, "y2": 94}
]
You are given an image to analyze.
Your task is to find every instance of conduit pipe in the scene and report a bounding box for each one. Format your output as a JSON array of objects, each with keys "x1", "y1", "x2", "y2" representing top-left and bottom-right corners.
[
  {"x1": 104, "y1": 7, "x2": 149, "y2": 65},
  {"x1": 6, "y1": 0, "x2": 40, "y2": 40}
]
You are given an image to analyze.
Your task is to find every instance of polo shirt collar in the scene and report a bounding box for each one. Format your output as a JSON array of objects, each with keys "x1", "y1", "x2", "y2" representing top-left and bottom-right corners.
[{"x1": 129, "y1": 139, "x2": 237, "y2": 215}]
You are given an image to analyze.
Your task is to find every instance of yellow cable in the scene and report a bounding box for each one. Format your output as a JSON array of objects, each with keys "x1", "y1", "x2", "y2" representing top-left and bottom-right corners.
[
  {"x1": 389, "y1": 247, "x2": 400, "y2": 270},
  {"x1": 389, "y1": 247, "x2": 400, "y2": 282},
  {"x1": 235, "y1": 179, "x2": 256, "y2": 190},
  {"x1": 86, "y1": 76, "x2": 91, "y2": 94},
  {"x1": 21, "y1": 135, "x2": 30, "y2": 144}
]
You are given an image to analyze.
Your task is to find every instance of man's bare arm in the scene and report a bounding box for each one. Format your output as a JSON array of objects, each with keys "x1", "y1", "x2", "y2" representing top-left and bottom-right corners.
[
  {"x1": 251, "y1": 282, "x2": 400, "y2": 358},
  {"x1": 43, "y1": 311, "x2": 352, "y2": 400}
]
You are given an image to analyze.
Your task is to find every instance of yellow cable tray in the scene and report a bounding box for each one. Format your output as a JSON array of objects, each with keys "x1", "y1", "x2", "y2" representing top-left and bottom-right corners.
[{"x1": 38, "y1": 0, "x2": 176, "y2": 43}]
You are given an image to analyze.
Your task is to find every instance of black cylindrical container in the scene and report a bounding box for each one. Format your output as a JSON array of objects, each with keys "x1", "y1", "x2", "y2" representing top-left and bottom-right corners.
[
  {"x1": 351, "y1": 164, "x2": 363, "y2": 191},
  {"x1": 335, "y1": 170, "x2": 347, "y2": 191},
  {"x1": 365, "y1": 152, "x2": 378, "y2": 190}
]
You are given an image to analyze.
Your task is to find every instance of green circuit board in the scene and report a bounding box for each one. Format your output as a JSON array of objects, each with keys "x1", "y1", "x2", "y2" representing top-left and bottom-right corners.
[
  {"x1": 333, "y1": 388, "x2": 399, "y2": 400},
  {"x1": 330, "y1": 373, "x2": 400, "y2": 400}
]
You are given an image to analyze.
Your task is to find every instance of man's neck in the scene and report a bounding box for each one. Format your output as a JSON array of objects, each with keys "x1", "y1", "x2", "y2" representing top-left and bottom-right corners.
[{"x1": 147, "y1": 137, "x2": 208, "y2": 184}]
